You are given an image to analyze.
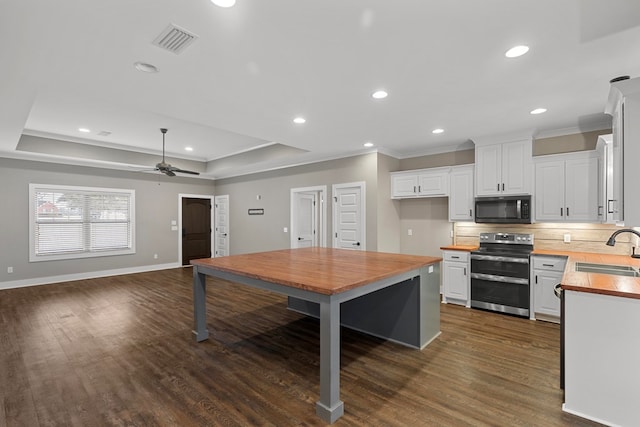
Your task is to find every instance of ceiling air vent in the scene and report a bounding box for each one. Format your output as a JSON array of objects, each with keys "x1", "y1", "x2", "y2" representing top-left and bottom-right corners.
[{"x1": 153, "y1": 24, "x2": 198, "y2": 54}]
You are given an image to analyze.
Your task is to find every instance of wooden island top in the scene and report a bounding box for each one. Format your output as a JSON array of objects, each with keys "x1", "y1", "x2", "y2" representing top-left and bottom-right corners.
[{"x1": 191, "y1": 247, "x2": 442, "y2": 295}]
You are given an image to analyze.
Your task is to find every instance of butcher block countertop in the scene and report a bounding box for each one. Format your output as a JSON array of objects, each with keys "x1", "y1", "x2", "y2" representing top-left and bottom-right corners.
[
  {"x1": 440, "y1": 245, "x2": 478, "y2": 252},
  {"x1": 191, "y1": 247, "x2": 441, "y2": 295},
  {"x1": 532, "y1": 249, "x2": 640, "y2": 300}
]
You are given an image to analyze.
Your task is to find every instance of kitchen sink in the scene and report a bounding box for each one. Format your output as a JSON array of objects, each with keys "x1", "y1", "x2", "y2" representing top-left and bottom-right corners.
[{"x1": 574, "y1": 262, "x2": 640, "y2": 277}]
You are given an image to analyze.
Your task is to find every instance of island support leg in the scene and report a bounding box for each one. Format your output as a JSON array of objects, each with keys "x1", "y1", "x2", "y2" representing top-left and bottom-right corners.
[
  {"x1": 316, "y1": 299, "x2": 344, "y2": 423},
  {"x1": 192, "y1": 267, "x2": 209, "y2": 342}
]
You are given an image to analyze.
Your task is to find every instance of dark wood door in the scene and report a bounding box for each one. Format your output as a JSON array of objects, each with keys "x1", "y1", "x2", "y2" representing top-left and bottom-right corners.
[{"x1": 182, "y1": 197, "x2": 211, "y2": 265}]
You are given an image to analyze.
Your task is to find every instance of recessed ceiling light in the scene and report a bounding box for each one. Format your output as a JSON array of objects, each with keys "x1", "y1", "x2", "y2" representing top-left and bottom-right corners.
[
  {"x1": 78, "y1": 127, "x2": 91, "y2": 133},
  {"x1": 432, "y1": 128, "x2": 444, "y2": 134},
  {"x1": 185, "y1": 147, "x2": 194, "y2": 152},
  {"x1": 363, "y1": 142, "x2": 374, "y2": 148},
  {"x1": 505, "y1": 45, "x2": 529, "y2": 58},
  {"x1": 211, "y1": 0, "x2": 236, "y2": 7},
  {"x1": 134, "y1": 62, "x2": 158, "y2": 73},
  {"x1": 372, "y1": 90, "x2": 388, "y2": 99},
  {"x1": 293, "y1": 117, "x2": 306, "y2": 124},
  {"x1": 530, "y1": 108, "x2": 547, "y2": 115}
]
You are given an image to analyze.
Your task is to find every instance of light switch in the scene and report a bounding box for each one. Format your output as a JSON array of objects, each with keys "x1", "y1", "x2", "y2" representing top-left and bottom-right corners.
[
  {"x1": 171, "y1": 225, "x2": 178, "y2": 231},
  {"x1": 283, "y1": 227, "x2": 288, "y2": 233},
  {"x1": 171, "y1": 220, "x2": 177, "y2": 226},
  {"x1": 408, "y1": 229, "x2": 413, "y2": 236}
]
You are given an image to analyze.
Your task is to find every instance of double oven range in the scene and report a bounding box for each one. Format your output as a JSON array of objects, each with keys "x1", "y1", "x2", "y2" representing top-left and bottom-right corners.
[{"x1": 470, "y1": 232, "x2": 534, "y2": 318}]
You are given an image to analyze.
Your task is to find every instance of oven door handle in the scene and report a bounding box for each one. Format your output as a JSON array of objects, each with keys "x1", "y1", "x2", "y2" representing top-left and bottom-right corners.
[
  {"x1": 470, "y1": 272, "x2": 529, "y2": 285},
  {"x1": 470, "y1": 254, "x2": 529, "y2": 264}
]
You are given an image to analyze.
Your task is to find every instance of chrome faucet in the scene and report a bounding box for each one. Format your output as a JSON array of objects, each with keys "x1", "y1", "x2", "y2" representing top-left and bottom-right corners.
[{"x1": 606, "y1": 228, "x2": 640, "y2": 258}]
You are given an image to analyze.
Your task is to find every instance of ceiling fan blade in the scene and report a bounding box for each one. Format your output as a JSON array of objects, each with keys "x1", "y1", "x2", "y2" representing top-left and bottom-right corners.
[
  {"x1": 164, "y1": 169, "x2": 176, "y2": 177},
  {"x1": 169, "y1": 167, "x2": 200, "y2": 175}
]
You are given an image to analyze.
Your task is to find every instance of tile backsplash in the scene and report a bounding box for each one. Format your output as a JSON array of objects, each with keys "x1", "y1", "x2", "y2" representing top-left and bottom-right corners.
[{"x1": 454, "y1": 222, "x2": 638, "y2": 256}]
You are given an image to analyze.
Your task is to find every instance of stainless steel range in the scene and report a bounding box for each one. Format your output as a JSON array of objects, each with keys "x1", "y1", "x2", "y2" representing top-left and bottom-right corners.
[{"x1": 470, "y1": 232, "x2": 534, "y2": 317}]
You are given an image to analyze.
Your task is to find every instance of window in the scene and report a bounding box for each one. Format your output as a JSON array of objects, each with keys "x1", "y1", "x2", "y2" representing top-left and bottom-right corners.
[{"x1": 29, "y1": 184, "x2": 135, "y2": 262}]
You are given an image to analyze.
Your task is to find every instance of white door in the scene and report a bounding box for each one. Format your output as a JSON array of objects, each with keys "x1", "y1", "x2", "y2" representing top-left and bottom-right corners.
[
  {"x1": 535, "y1": 160, "x2": 565, "y2": 221},
  {"x1": 443, "y1": 261, "x2": 468, "y2": 301},
  {"x1": 475, "y1": 143, "x2": 502, "y2": 196},
  {"x1": 214, "y1": 195, "x2": 229, "y2": 257},
  {"x1": 293, "y1": 192, "x2": 316, "y2": 248},
  {"x1": 333, "y1": 182, "x2": 365, "y2": 250},
  {"x1": 565, "y1": 157, "x2": 599, "y2": 222}
]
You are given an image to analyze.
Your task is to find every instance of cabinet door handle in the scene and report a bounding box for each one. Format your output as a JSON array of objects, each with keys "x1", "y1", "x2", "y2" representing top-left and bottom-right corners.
[
  {"x1": 418, "y1": 185, "x2": 421, "y2": 192},
  {"x1": 463, "y1": 268, "x2": 467, "y2": 276},
  {"x1": 566, "y1": 207, "x2": 569, "y2": 217},
  {"x1": 542, "y1": 263, "x2": 554, "y2": 267},
  {"x1": 413, "y1": 186, "x2": 417, "y2": 193},
  {"x1": 469, "y1": 209, "x2": 472, "y2": 217},
  {"x1": 535, "y1": 275, "x2": 538, "y2": 284},
  {"x1": 608, "y1": 199, "x2": 615, "y2": 214},
  {"x1": 497, "y1": 183, "x2": 500, "y2": 191},
  {"x1": 560, "y1": 207, "x2": 563, "y2": 217},
  {"x1": 451, "y1": 255, "x2": 460, "y2": 259},
  {"x1": 502, "y1": 183, "x2": 505, "y2": 191}
]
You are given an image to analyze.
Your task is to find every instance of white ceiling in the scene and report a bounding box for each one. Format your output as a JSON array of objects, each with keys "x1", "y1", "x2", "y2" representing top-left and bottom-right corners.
[{"x1": 2, "y1": 0, "x2": 640, "y2": 179}]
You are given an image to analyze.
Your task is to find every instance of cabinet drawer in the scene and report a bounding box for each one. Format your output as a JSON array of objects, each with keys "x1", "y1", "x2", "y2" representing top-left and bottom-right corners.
[
  {"x1": 532, "y1": 256, "x2": 567, "y2": 272},
  {"x1": 443, "y1": 251, "x2": 469, "y2": 262}
]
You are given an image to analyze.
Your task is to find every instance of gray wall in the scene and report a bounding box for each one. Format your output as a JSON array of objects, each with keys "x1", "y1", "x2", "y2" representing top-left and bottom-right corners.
[
  {"x1": 376, "y1": 154, "x2": 401, "y2": 253},
  {"x1": 399, "y1": 198, "x2": 452, "y2": 256},
  {"x1": 0, "y1": 157, "x2": 214, "y2": 285},
  {"x1": 214, "y1": 153, "x2": 382, "y2": 254}
]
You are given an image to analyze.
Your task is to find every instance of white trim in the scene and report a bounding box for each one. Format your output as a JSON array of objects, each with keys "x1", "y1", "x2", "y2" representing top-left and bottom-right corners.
[
  {"x1": 332, "y1": 181, "x2": 366, "y2": 250},
  {"x1": 290, "y1": 185, "x2": 327, "y2": 248},
  {"x1": 0, "y1": 262, "x2": 180, "y2": 291},
  {"x1": 178, "y1": 193, "x2": 215, "y2": 265}
]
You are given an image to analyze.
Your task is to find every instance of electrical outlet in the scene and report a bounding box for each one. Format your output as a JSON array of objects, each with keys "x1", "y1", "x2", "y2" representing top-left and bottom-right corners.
[
  {"x1": 563, "y1": 233, "x2": 571, "y2": 243},
  {"x1": 283, "y1": 227, "x2": 288, "y2": 233},
  {"x1": 7, "y1": 266, "x2": 13, "y2": 274},
  {"x1": 154, "y1": 254, "x2": 158, "y2": 259}
]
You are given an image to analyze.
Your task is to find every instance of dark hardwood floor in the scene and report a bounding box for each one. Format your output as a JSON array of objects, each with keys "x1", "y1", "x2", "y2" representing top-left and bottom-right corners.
[{"x1": 0, "y1": 268, "x2": 601, "y2": 426}]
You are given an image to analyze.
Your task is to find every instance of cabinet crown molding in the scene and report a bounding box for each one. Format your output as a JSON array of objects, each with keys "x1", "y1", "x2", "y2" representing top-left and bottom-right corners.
[{"x1": 472, "y1": 132, "x2": 533, "y2": 146}]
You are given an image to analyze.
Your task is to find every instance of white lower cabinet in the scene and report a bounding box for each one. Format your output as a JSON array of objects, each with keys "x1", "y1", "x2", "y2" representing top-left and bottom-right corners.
[
  {"x1": 442, "y1": 250, "x2": 470, "y2": 306},
  {"x1": 531, "y1": 255, "x2": 567, "y2": 322}
]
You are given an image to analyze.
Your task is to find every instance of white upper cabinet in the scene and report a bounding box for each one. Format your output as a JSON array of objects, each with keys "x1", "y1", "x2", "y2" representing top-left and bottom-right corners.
[
  {"x1": 449, "y1": 165, "x2": 474, "y2": 222},
  {"x1": 534, "y1": 151, "x2": 599, "y2": 222},
  {"x1": 605, "y1": 76, "x2": 640, "y2": 227},
  {"x1": 390, "y1": 167, "x2": 450, "y2": 199},
  {"x1": 474, "y1": 138, "x2": 532, "y2": 196}
]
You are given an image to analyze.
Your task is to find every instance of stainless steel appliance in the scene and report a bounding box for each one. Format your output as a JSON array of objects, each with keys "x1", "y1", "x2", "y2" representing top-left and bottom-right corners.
[
  {"x1": 474, "y1": 195, "x2": 531, "y2": 224},
  {"x1": 470, "y1": 232, "x2": 534, "y2": 317}
]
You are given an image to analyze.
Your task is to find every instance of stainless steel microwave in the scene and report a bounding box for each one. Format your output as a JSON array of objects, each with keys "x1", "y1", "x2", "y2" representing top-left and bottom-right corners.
[{"x1": 474, "y1": 196, "x2": 532, "y2": 223}]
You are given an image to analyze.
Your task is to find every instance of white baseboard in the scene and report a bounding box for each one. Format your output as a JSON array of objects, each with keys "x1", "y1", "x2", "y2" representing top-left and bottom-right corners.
[{"x1": 0, "y1": 262, "x2": 181, "y2": 291}]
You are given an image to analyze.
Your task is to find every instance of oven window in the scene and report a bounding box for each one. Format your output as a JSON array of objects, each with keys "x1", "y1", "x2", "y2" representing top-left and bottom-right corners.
[
  {"x1": 471, "y1": 258, "x2": 529, "y2": 278},
  {"x1": 471, "y1": 278, "x2": 529, "y2": 309}
]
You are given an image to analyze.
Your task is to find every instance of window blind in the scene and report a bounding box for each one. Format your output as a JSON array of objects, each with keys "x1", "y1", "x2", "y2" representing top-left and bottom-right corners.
[{"x1": 30, "y1": 184, "x2": 135, "y2": 261}]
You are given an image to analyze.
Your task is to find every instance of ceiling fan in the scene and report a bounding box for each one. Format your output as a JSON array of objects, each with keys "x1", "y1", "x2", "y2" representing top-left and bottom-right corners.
[{"x1": 153, "y1": 128, "x2": 200, "y2": 177}]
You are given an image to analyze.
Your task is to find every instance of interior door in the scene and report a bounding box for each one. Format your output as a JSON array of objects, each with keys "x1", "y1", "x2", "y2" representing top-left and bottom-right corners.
[
  {"x1": 181, "y1": 197, "x2": 211, "y2": 265},
  {"x1": 333, "y1": 183, "x2": 365, "y2": 250},
  {"x1": 214, "y1": 195, "x2": 230, "y2": 257},
  {"x1": 293, "y1": 192, "x2": 316, "y2": 248}
]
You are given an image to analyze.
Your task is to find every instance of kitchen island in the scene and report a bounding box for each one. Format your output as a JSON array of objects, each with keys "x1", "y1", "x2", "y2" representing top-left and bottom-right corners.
[
  {"x1": 191, "y1": 247, "x2": 441, "y2": 423},
  {"x1": 547, "y1": 250, "x2": 640, "y2": 427}
]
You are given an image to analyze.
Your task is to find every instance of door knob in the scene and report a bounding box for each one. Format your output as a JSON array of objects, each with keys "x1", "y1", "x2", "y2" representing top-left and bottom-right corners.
[{"x1": 352, "y1": 242, "x2": 361, "y2": 246}]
